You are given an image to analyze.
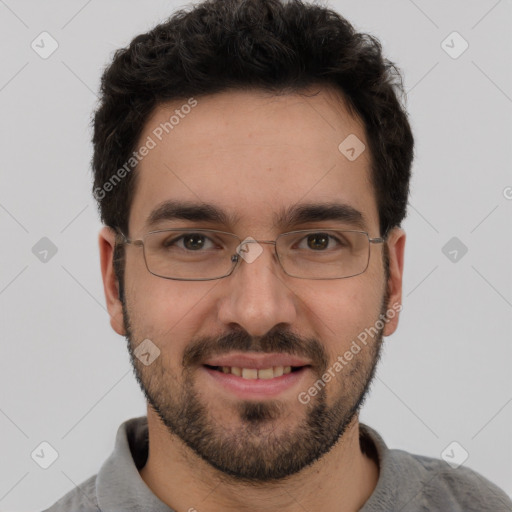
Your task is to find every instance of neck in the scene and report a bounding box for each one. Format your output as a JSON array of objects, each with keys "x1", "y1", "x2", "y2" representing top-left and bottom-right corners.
[{"x1": 139, "y1": 408, "x2": 380, "y2": 512}]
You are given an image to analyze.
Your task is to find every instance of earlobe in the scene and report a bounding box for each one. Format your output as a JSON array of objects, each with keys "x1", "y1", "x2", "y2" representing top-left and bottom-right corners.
[
  {"x1": 98, "y1": 226, "x2": 127, "y2": 336},
  {"x1": 382, "y1": 227, "x2": 406, "y2": 337}
]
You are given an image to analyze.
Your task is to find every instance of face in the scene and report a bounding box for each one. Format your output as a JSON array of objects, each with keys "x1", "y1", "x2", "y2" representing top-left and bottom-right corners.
[{"x1": 100, "y1": 86, "x2": 405, "y2": 482}]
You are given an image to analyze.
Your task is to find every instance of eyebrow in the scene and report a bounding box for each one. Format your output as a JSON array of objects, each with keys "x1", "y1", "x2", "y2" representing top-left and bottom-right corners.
[{"x1": 144, "y1": 200, "x2": 368, "y2": 231}]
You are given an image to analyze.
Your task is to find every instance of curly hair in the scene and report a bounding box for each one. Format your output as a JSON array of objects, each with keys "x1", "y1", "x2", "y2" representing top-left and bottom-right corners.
[{"x1": 91, "y1": 0, "x2": 413, "y2": 296}]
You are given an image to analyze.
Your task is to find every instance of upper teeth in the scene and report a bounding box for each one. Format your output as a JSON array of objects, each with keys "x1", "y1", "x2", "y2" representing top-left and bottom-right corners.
[{"x1": 220, "y1": 366, "x2": 292, "y2": 379}]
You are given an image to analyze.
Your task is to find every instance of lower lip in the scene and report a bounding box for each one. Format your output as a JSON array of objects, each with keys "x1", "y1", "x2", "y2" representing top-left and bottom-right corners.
[{"x1": 201, "y1": 366, "x2": 310, "y2": 399}]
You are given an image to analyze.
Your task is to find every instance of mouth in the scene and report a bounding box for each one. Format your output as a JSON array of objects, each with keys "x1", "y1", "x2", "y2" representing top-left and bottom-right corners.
[
  {"x1": 203, "y1": 364, "x2": 306, "y2": 379},
  {"x1": 200, "y1": 361, "x2": 312, "y2": 399}
]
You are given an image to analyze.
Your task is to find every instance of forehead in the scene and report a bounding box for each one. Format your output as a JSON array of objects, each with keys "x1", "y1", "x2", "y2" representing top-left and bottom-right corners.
[{"x1": 128, "y1": 86, "x2": 378, "y2": 236}]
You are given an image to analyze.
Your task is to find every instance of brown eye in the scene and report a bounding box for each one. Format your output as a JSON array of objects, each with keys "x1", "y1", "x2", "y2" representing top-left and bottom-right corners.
[
  {"x1": 294, "y1": 232, "x2": 349, "y2": 252},
  {"x1": 182, "y1": 234, "x2": 207, "y2": 250},
  {"x1": 162, "y1": 233, "x2": 214, "y2": 251},
  {"x1": 306, "y1": 233, "x2": 330, "y2": 250}
]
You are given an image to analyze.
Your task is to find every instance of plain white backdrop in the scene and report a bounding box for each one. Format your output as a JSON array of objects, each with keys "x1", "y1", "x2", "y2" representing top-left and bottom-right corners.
[{"x1": 1, "y1": 1, "x2": 511, "y2": 510}]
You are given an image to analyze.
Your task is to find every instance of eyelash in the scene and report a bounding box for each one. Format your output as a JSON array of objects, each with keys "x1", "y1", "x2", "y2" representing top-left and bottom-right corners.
[{"x1": 163, "y1": 232, "x2": 347, "y2": 251}]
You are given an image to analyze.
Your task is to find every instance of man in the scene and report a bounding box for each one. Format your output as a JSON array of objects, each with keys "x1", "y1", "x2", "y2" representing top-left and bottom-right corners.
[{"x1": 45, "y1": 0, "x2": 512, "y2": 510}]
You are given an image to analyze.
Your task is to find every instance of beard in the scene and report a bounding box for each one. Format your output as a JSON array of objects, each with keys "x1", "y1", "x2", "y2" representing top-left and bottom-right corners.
[{"x1": 122, "y1": 286, "x2": 390, "y2": 483}]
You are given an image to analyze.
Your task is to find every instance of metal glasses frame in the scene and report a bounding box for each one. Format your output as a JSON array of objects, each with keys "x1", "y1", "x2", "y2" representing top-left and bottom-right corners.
[{"x1": 115, "y1": 228, "x2": 386, "y2": 281}]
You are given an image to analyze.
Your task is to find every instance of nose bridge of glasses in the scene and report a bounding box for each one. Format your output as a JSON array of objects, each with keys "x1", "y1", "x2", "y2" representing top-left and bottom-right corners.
[
  {"x1": 239, "y1": 239, "x2": 276, "y2": 246},
  {"x1": 237, "y1": 238, "x2": 277, "y2": 257},
  {"x1": 234, "y1": 238, "x2": 277, "y2": 257},
  {"x1": 231, "y1": 238, "x2": 279, "y2": 270}
]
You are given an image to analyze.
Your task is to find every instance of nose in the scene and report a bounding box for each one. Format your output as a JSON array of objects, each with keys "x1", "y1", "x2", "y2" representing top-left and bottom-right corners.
[{"x1": 216, "y1": 240, "x2": 298, "y2": 337}]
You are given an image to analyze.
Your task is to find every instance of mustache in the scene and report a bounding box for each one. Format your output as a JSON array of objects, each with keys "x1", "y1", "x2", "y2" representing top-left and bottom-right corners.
[{"x1": 183, "y1": 328, "x2": 329, "y2": 372}]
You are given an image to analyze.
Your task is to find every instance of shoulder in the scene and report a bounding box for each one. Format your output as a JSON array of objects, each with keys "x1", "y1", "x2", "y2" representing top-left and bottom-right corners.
[
  {"x1": 359, "y1": 423, "x2": 512, "y2": 511},
  {"x1": 41, "y1": 474, "x2": 100, "y2": 512},
  {"x1": 391, "y1": 449, "x2": 512, "y2": 511}
]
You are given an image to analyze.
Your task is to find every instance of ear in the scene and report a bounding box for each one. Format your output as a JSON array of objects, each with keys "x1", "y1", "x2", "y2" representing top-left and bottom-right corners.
[
  {"x1": 382, "y1": 227, "x2": 406, "y2": 337},
  {"x1": 98, "y1": 226, "x2": 126, "y2": 336}
]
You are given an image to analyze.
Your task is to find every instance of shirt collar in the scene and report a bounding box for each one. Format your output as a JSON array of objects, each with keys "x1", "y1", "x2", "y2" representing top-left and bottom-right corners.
[
  {"x1": 95, "y1": 416, "x2": 395, "y2": 511},
  {"x1": 96, "y1": 416, "x2": 173, "y2": 512}
]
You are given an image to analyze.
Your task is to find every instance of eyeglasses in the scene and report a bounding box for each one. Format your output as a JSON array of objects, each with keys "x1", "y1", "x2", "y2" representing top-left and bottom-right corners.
[{"x1": 115, "y1": 228, "x2": 385, "y2": 281}]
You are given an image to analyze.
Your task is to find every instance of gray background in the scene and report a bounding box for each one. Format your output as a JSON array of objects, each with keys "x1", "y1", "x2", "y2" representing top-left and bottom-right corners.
[{"x1": 1, "y1": 0, "x2": 511, "y2": 510}]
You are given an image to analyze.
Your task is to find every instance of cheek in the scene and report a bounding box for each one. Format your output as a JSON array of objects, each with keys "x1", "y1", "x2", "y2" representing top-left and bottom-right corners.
[
  {"x1": 125, "y1": 251, "x2": 199, "y2": 317},
  {"x1": 124, "y1": 263, "x2": 215, "y2": 348},
  {"x1": 299, "y1": 277, "x2": 384, "y2": 352},
  {"x1": 312, "y1": 275, "x2": 381, "y2": 312}
]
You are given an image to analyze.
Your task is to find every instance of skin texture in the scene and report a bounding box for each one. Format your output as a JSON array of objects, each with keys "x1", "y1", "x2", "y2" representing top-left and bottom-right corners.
[{"x1": 99, "y1": 86, "x2": 405, "y2": 512}]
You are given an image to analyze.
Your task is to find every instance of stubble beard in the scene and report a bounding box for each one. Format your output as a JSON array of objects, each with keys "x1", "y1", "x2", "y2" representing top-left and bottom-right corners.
[{"x1": 121, "y1": 289, "x2": 389, "y2": 482}]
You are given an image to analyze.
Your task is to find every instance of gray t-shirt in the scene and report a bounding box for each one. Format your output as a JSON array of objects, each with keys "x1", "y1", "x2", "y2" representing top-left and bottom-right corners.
[{"x1": 42, "y1": 416, "x2": 512, "y2": 511}]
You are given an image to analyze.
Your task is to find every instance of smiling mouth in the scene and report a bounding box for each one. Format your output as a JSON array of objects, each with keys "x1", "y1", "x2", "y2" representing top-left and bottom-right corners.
[{"x1": 203, "y1": 364, "x2": 308, "y2": 379}]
